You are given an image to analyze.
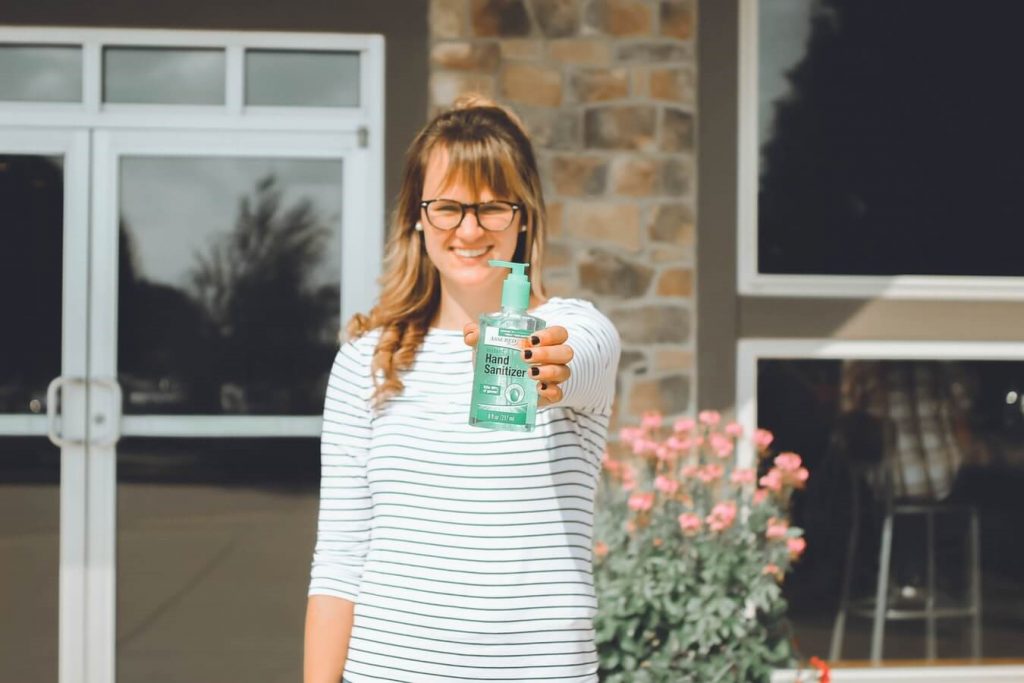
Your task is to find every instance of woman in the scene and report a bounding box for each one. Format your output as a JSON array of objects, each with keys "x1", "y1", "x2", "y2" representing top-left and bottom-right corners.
[{"x1": 304, "y1": 96, "x2": 620, "y2": 682}]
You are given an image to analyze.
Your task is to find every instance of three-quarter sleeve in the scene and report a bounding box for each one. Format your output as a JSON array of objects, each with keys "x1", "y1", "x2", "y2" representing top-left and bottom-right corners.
[
  {"x1": 550, "y1": 300, "x2": 621, "y2": 413},
  {"x1": 308, "y1": 341, "x2": 373, "y2": 602}
]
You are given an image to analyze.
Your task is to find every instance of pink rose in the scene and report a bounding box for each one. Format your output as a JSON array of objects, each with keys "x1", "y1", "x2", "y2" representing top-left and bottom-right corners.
[
  {"x1": 618, "y1": 426, "x2": 642, "y2": 444},
  {"x1": 641, "y1": 410, "x2": 663, "y2": 431},
  {"x1": 697, "y1": 464, "x2": 724, "y2": 483},
  {"x1": 594, "y1": 541, "x2": 609, "y2": 559},
  {"x1": 730, "y1": 468, "x2": 756, "y2": 485},
  {"x1": 680, "y1": 463, "x2": 700, "y2": 479},
  {"x1": 678, "y1": 512, "x2": 702, "y2": 536},
  {"x1": 774, "y1": 452, "x2": 803, "y2": 472},
  {"x1": 656, "y1": 445, "x2": 675, "y2": 462},
  {"x1": 724, "y1": 421, "x2": 744, "y2": 437},
  {"x1": 654, "y1": 475, "x2": 679, "y2": 495},
  {"x1": 753, "y1": 428, "x2": 775, "y2": 450},
  {"x1": 787, "y1": 537, "x2": 807, "y2": 559},
  {"x1": 698, "y1": 410, "x2": 721, "y2": 426},
  {"x1": 763, "y1": 563, "x2": 782, "y2": 579},
  {"x1": 759, "y1": 468, "x2": 783, "y2": 492},
  {"x1": 752, "y1": 488, "x2": 769, "y2": 505},
  {"x1": 709, "y1": 433, "x2": 735, "y2": 458},
  {"x1": 628, "y1": 491, "x2": 655, "y2": 512},
  {"x1": 765, "y1": 517, "x2": 789, "y2": 540},
  {"x1": 706, "y1": 501, "x2": 737, "y2": 532},
  {"x1": 674, "y1": 417, "x2": 696, "y2": 433},
  {"x1": 601, "y1": 453, "x2": 621, "y2": 475}
]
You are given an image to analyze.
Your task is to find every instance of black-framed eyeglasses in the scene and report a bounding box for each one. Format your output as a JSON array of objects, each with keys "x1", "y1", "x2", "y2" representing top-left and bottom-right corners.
[{"x1": 420, "y1": 198, "x2": 522, "y2": 232}]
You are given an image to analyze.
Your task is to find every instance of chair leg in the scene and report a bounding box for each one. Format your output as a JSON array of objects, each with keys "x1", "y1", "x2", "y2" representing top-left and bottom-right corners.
[
  {"x1": 830, "y1": 482, "x2": 861, "y2": 662},
  {"x1": 871, "y1": 512, "x2": 894, "y2": 664},
  {"x1": 969, "y1": 507, "x2": 982, "y2": 659},
  {"x1": 925, "y1": 510, "x2": 937, "y2": 661}
]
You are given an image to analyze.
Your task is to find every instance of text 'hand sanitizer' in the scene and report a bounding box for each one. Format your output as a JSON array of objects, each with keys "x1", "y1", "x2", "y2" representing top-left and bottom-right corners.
[{"x1": 469, "y1": 260, "x2": 547, "y2": 432}]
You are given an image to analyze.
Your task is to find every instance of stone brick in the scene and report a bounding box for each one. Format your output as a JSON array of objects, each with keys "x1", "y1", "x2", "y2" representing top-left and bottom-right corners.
[
  {"x1": 578, "y1": 248, "x2": 654, "y2": 297},
  {"x1": 662, "y1": 157, "x2": 692, "y2": 195},
  {"x1": 660, "y1": 0, "x2": 694, "y2": 40},
  {"x1": 500, "y1": 39, "x2": 544, "y2": 60},
  {"x1": 430, "y1": 72, "x2": 496, "y2": 108},
  {"x1": 628, "y1": 374, "x2": 690, "y2": 416},
  {"x1": 546, "y1": 200, "x2": 564, "y2": 235},
  {"x1": 431, "y1": 42, "x2": 501, "y2": 71},
  {"x1": 650, "y1": 66, "x2": 695, "y2": 103},
  {"x1": 552, "y1": 155, "x2": 608, "y2": 196},
  {"x1": 649, "y1": 202, "x2": 694, "y2": 246},
  {"x1": 630, "y1": 67, "x2": 650, "y2": 97},
  {"x1": 544, "y1": 240, "x2": 572, "y2": 269},
  {"x1": 432, "y1": 0, "x2": 467, "y2": 39},
  {"x1": 548, "y1": 39, "x2": 612, "y2": 66},
  {"x1": 616, "y1": 41, "x2": 693, "y2": 63},
  {"x1": 566, "y1": 202, "x2": 641, "y2": 250},
  {"x1": 471, "y1": 0, "x2": 531, "y2": 37},
  {"x1": 543, "y1": 271, "x2": 575, "y2": 298},
  {"x1": 516, "y1": 106, "x2": 579, "y2": 149},
  {"x1": 610, "y1": 157, "x2": 658, "y2": 196},
  {"x1": 654, "y1": 347, "x2": 693, "y2": 371},
  {"x1": 661, "y1": 108, "x2": 694, "y2": 152},
  {"x1": 570, "y1": 68, "x2": 629, "y2": 103},
  {"x1": 619, "y1": 349, "x2": 648, "y2": 374},
  {"x1": 501, "y1": 63, "x2": 563, "y2": 106},
  {"x1": 651, "y1": 245, "x2": 691, "y2": 263},
  {"x1": 611, "y1": 304, "x2": 690, "y2": 344},
  {"x1": 531, "y1": 0, "x2": 579, "y2": 37},
  {"x1": 585, "y1": 0, "x2": 653, "y2": 36},
  {"x1": 583, "y1": 106, "x2": 657, "y2": 151},
  {"x1": 656, "y1": 267, "x2": 693, "y2": 296}
]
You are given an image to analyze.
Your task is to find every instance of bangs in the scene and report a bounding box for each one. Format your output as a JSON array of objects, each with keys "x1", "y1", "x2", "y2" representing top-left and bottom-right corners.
[{"x1": 433, "y1": 136, "x2": 530, "y2": 202}]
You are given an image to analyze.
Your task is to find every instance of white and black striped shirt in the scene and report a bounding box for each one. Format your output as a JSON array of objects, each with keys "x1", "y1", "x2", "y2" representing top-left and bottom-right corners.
[{"x1": 309, "y1": 297, "x2": 620, "y2": 683}]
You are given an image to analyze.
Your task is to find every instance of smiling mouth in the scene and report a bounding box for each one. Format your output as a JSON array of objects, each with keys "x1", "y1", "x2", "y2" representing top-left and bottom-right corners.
[{"x1": 451, "y1": 246, "x2": 492, "y2": 258}]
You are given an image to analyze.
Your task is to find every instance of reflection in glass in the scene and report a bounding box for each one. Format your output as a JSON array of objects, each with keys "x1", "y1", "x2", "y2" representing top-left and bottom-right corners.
[
  {"x1": 0, "y1": 155, "x2": 63, "y2": 415},
  {"x1": 0, "y1": 45, "x2": 82, "y2": 102},
  {"x1": 0, "y1": 437, "x2": 60, "y2": 682},
  {"x1": 757, "y1": 0, "x2": 1024, "y2": 276},
  {"x1": 245, "y1": 50, "x2": 360, "y2": 107},
  {"x1": 118, "y1": 157, "x2": 343, "y2": 415},
  {"x1": 758, "y1": 358, "x2": 1024, "y2": 662},
  {"x1": 103, "y1": 47, "x2": 225, "y2": 105},
  {"x1": 116, "y1": 438, "x2": 318, "y2": 681}
]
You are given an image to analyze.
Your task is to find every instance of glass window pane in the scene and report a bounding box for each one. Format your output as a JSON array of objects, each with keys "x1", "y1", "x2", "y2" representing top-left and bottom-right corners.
[
  {"x1": 757, "y1": 357, "x2": 1024, "y2": 662},
  {"x1": 117, "y1": 437, "x2": 317, "y2": 681},
  {"x1": 118, "y1": 156, "x2": 343, "y2": 415},
  {"x1": 0, "y1": 45, "x2": 82, "y2": 102},
  {"x1": 245, "y1": 50, "x2": 360, "y2": 107},
  {"x1": 104, "y1": 47, "x2": 225, "y2": 105},
  {"x1": 0, "y1": 155, "x2": 63, "y2": 415},
  {"x1": 757, "y1": 1, "x2": 1024, "y2": 277},
  {"x1": 0, "y1": 437, "x2": 60, "y2": 681}
]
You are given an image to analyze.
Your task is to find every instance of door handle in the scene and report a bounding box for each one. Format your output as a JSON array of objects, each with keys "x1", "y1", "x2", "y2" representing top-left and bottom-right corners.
[
  {"x1": 46, "y1": 376, "x2": 87, "y2": 448},
  {"x1": 91, "y1": 377, "x2": 123, "y2": 447}
]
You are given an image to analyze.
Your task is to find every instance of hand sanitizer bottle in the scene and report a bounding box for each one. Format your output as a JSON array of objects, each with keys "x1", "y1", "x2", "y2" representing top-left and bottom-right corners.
[{"x1": 469, "y1": 260, "x2": 547, "y2": 432}]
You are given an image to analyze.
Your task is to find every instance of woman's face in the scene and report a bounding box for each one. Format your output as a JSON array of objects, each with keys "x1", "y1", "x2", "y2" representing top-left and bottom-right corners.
[{"x1": 420, "y1": 147, "x2": 523, "y2": 298}]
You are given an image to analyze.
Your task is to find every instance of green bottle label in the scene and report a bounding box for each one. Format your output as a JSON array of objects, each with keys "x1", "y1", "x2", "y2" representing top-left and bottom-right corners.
[{"x1": 472, "y1": 326, "x2": 532, "y2": 426}]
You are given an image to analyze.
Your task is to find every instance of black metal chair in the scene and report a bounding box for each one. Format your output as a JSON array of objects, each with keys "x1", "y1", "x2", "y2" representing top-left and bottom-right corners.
[{"x1": 828, "y1": 411, "x2": 982, "y2": 663}]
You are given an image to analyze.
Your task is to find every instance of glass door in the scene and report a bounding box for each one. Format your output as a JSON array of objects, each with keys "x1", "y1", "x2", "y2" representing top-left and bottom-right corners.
[
  {"x1": 88, "y1": 129, "x2": 372, "y2": 682},
  {"x1": 0, "y1": 129, "x2": 89, "y2": 683}
]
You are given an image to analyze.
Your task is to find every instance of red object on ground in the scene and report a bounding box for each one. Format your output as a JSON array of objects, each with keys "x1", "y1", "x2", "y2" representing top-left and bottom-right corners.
[{"x1": 809, "y1": 656, "x2": 831, "y2": 683}]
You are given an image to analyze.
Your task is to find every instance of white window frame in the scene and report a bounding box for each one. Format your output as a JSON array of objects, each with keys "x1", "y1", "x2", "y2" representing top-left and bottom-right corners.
[
  {"x1": 736, "y1": 338, "x2": 1024, "y2": 681},
  {"x1": 736, "y1": 0, "x2": 1024, "y2": 300}
]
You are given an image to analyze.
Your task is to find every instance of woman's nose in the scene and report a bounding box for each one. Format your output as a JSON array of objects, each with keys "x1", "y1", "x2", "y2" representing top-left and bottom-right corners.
[{"x1": 455, "y1": 208, "x2": 485, "y2": 237}]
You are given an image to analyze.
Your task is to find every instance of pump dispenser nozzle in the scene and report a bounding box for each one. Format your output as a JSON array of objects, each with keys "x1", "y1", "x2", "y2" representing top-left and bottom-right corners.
[{"x1": 489, "y1": 259, "x2": 531, "y2": 311}]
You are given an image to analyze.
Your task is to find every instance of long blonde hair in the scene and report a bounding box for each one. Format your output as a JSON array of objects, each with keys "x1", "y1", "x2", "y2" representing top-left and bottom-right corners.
[{"x1": 348, "y1": 95, "x2": 548, "y2": 404}]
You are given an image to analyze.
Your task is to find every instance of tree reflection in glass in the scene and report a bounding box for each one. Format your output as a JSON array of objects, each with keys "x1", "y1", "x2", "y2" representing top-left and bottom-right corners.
[{"x1": 118, "y1": 158, "x2": 342, "y2": 415}]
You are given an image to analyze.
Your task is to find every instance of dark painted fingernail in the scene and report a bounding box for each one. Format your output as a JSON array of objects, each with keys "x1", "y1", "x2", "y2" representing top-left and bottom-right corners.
[
  {"x1": 531, "y1": 335, "x2": 540, "y2": 345},
  {"x1": 530, "y1": 367, "x2": 540, "y2": 377},
  {"x1": 523, "y1": 349, "x2": 533, "y2": 360},
  {"x1": 540, "y1": 383, "x2": 548, "y2": 390}
]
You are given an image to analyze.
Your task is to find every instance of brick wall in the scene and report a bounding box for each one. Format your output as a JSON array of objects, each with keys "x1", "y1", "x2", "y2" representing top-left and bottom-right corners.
[{"x1": 429, "y1": 0, "x2": 697, "y2": 425}]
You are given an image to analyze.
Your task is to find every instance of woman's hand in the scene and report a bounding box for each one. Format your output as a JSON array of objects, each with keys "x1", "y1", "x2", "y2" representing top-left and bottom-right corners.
[{"x1": 463, "y1": 323, "x2": 573, "y2": 408}]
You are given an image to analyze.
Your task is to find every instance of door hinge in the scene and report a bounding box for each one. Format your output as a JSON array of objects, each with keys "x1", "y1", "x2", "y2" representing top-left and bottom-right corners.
[{"x1": 358, "y1": 126, "x2": 369, "y2": 148}]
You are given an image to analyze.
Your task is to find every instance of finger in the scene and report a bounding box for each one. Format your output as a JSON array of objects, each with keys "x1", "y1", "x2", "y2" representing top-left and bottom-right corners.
[
  {"x1": 527, "y1": 364, "x2": 571, "y2": 384},
  {"x1": 537, "y1": 382, "x2": 563, "y2": 407},
  {"x1": 521, "y1": 344, "x2": 573, "y2": 366},
  {"x1": 463, "y1": 322, "x2": 479, "y2": 347},
  {"x1": 526, "y1": 326, "x2": 568, "y2": 347}
]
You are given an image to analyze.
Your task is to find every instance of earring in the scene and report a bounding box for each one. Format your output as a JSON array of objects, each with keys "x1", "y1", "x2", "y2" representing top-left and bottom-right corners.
[
  {"x1": 414, "y1": 222, "x2": 423, "y2": 232},
  {"x1": 520, "y1": 225, "x2": 527, "y2": 233}
]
